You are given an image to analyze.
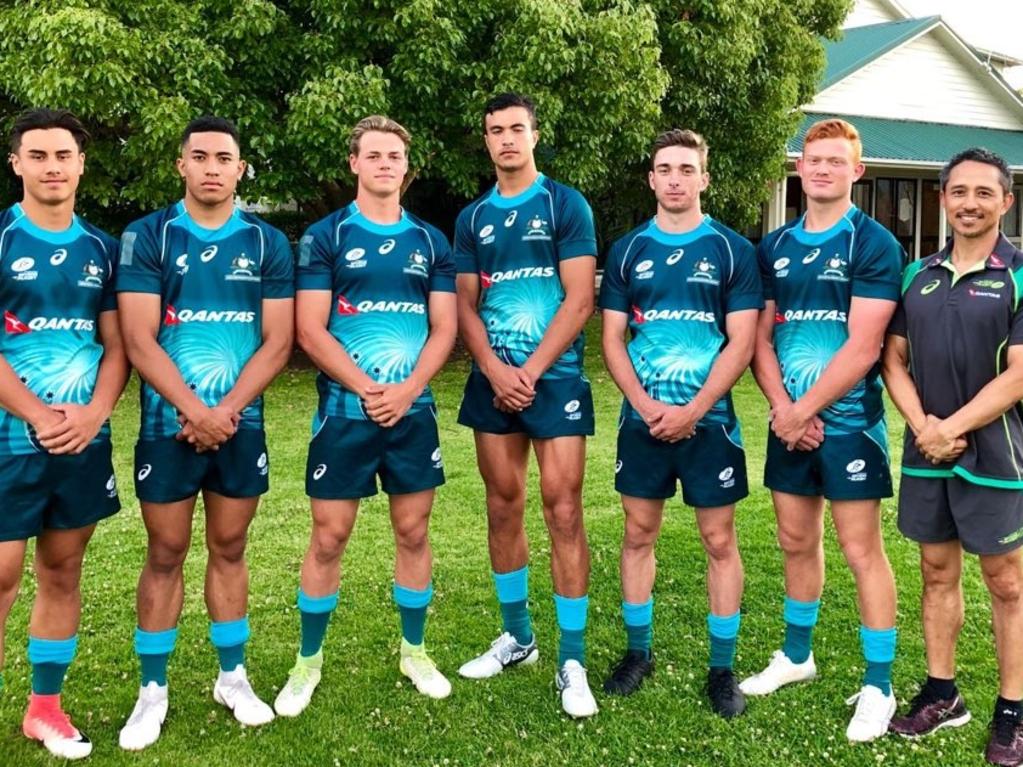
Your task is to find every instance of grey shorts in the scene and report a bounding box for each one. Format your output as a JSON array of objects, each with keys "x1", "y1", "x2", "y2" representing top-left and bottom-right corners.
[{"x1": 898, "y1": 474, "x2": 1023, "y2": 555}]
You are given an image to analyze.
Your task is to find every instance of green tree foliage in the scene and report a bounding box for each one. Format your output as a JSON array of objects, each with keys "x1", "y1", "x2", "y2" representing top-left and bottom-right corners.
[{"x1": 0, "y1": 0, "x2": 848, "y2": 234}]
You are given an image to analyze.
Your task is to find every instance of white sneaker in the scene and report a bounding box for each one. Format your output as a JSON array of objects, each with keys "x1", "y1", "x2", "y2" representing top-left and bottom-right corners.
[
  {"x1": 399, "y1": 641, "x2": 452, "y2": 699},
  {"x1": 458, "y1": 632, "x2": 539, "y2": 679},
  {"x1": 846, "y1": 684, "x2": 896, "y2": 742},
  {"x1": 119, "y1": 681, "x2": 169, "y2": 751},
  {"x1": 739, "y1": 650, "x2": 817, "y2": 695},
  {"x1": 556, "y1": 660, "x2": 598, "y2": 718},
  {"x1": 273, "y1": 651, "x2": 323, "y2": 717},
  {"x1": 213, "y1": 666, "x2": 275, "y2": 726}
]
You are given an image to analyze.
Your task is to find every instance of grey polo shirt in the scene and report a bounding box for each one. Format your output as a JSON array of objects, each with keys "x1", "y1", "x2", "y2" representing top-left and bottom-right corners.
[{"x1": 889, "y1": 235, "x2": 1023, "y2": 489}]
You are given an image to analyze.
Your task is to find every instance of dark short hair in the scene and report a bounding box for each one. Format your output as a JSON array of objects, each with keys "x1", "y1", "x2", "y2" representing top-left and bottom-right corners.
[
  {"x1": 940, "y1": 147, "x2": 1013, "y2": 194},
  {"x1": 180, "y1": 115, "x2": 240, "y2": 152},
  {"x1": 482, "y1": 92, "x2": 537, "y2": 131},
  {"x1": 10, "y1": 108, "x2": 90, "y2": 153},
  {"x1": 650, "y1": 129, "x2": 708, "y2": 170}
]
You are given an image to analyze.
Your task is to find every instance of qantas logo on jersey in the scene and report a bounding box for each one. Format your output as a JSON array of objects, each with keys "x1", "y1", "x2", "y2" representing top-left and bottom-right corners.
[
  {"x1": 163, "y1": 305, "x2": 255, "y2": 325},
  {"x1": 479, "y1": 267, "x2": 554, "y2": 288},
  {"x1": 336, "y1": 295, "x2": 425, "y2": 315},
  {"x1": 4, "y1": 311, "x2": 94, "y2": 333},
  {"x1": 630, "y1": 305, "x2": 715, "y2": 324},
  {"x1": 775, "y1": 309, "x2": 847, "y2": 323}
]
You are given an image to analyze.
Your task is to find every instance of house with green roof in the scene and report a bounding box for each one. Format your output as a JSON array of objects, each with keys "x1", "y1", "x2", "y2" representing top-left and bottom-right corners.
[{"x1": 763, "y1": 0, "x2": 1023, "y2": 259}]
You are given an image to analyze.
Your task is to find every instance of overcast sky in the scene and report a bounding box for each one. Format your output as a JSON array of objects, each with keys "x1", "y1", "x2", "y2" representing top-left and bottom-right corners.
[{"x1": 896, "y1": 0, "x2": 1023, "y2": 86}]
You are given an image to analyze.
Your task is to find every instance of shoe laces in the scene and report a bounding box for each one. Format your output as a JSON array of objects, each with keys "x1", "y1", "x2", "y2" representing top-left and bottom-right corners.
[
  {"x1": 405, "y1": 649, "x2": 441, "y2": 679},
  {"x1": 993, "y1": 714, "x2": 1021, "y2": 746},
  {"x1": 286, "y1": 662, "x2": 316, "y2": 692},
  {"x1": 30, "y1": 707, "x2": 78, "y2": 739},
  {"x1": 846, "y1": 686, "x2": 887, "y2": 720},
  {"x1": 560, "y1": 662, "x2": 588, "y2": 689},
  {"x1": 707, "y1": 670, "x2": 736, "y2": 699}
]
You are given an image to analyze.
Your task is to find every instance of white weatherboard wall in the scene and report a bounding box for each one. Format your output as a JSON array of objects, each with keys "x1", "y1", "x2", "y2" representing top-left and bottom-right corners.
[
  {"x1": 843, "y1": 0, "x2": 901, "y2": 28},
  {"x1": 808, "y1": 30, "x2": 1023, "y2": 130}
]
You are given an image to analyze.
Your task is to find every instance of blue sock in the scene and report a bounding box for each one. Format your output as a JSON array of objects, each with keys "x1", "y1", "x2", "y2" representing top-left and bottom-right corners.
[
  {"x1": 135, "y1": 627, "x2": 177, "y2": 686},
  {"x1": 554, "y1": 594, "x2": 588, "y2": 666},
  {"x1": 861, "y1": 625, "x2": 897, "y2": 695},
  {"x1": 298, "y1": 589, "x2": 338, "y2": 657},
  {"x1": 707, "y1": 611, "x2": 741, "y2": 670},
  {"x1": 783, "y1": 596, "x2": 820, "y2": 664},
  {"x1": 210, "y1": 617, "x2": 250, "y2": 673},
  {"x1": 393, "y1": 583, "x2": 433, "y2": 646},
  {"x1": 28, "y1": 635, "x2": 77, "y2": 695},
  {"x1": 623, "y1": 599, "x2": 653, "y2": 657},
  {"x1": 494, "y1": 567, "x2": 533, "y2": 645}
]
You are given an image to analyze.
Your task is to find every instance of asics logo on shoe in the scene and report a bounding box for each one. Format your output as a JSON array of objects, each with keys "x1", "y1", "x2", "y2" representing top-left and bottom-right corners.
[{"x1": 507, "y1": 648, "x2": 531, "y2": 663}]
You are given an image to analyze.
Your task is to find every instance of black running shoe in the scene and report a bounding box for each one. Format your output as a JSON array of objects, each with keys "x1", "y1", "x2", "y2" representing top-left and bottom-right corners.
[
  {"x1": 986, "y1": 713, "x2": 1023, "y2": 766},
  {"x1": 707, "y1": 668, "x2": 746, "y2": 719},
  {"x1": 889, "y1": 685, "x2": 971, "y2": 738},
  {"x1": 603, "y1": 650, "x2": 654, "y2": 696}
]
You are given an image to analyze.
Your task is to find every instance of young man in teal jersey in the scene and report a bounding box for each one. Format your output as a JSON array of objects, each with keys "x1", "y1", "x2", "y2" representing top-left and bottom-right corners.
[
  {"x1": 454, "y1": 93, "x2": 599, "y2": 717},
  {"x1": 116, "y1": 116, "x2": 295, "y2": 749},
  {"x1": 274, "y1": 115, "x2": 457, "y2": 716},
  {"x1": 599, "y1": 129, "x2": 762, "y2": 717},
  {"x1": 0, "y1": 108, "x2": 129, "y2": 759},
  {"x1": 742, "y1": 118, "x2": 903, "y2": 741},
  {"x1": 884, "y1": 148, "x2": 1023, "y2": 766}
]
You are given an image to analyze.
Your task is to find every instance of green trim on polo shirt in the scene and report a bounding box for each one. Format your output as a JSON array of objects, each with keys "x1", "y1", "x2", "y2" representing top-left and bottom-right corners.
[
  {"x1": 901, "y1": 466, "x2": 956, "y2": 479},
  {"x1": 901, "y1": 259, "x2": 928, "y2": 295},
  {"x1": 953, "y1": 465, "x2": 1023, "y2": 490}
]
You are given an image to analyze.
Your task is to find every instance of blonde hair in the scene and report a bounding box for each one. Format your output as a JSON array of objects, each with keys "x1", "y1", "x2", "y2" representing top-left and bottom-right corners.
[
  {"x1": 803, "y1": 118, "x2": 862, "y2": 164},
  {"x1": 349, "y1": 115, "x2": 411, "y2": 156}
]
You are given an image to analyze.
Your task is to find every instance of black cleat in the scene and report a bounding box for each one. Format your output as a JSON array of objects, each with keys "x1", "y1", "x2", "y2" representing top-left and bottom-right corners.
[
  {"x1": 603, "y1": 650, "x2": 654, "y2": 696},
  {"x1": 707, "y1": 668, "x2": 747, "y2": 719}
]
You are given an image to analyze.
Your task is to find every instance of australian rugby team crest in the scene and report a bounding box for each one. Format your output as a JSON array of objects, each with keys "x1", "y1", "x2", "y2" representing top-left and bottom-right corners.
[
  {"x1": 403, "y1": 248, "x2": 429, "y2": 277},
  {"x1": 686, "y1": 256, "x2": 719, "y2": 285},
  {"x1": 226, "y1": 252, "x2": 260, "y2": 282}
]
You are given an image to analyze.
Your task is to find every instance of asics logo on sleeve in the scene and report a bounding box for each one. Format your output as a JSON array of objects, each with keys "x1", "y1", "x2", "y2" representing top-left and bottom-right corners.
[
  {"x1": 137, "y1": 464, "x2": 152, "y2": 481},
  {"x1": 312, "y1": 463, "x2": 327, "y2": 480},
  {"x1": 163, "y1": 305, "x2": 255, "y2": 325}
]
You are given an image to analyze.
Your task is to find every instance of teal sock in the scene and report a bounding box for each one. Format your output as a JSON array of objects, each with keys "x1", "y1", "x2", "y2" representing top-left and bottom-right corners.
[
  {"x1": 861, "y1": 625, "x2": 897, "y2": 695},
  {"x1": 393, "y1": 583, "x2": 433, "y2": 646},
  {"x1": 782, "y1": 596, "x2": 820, "y2": 664},
  {"x1": 554, "y1": 594, "x2": 588, "y2": 666},
  {"x1": 623, "y1": 599, "x2": 653, "y2": 657},
  {"x1": 297, "y1": 589, "x2": 338, "y2": 657},
  {"x1": 210, "y1": 617, "x2": 250, "y2": 673},
  {"x1": 135, "y1": 627, "x2": 177, "y2": 686},
  {"x1": 707, "y1": 611, "x2": 741, "y2": 670},
  {"x1": 493, "y1": 568, "x2": 533, "y2": 645},
  {"x1": 28, "y1": 635, "x2": 77, "y2": 695}
]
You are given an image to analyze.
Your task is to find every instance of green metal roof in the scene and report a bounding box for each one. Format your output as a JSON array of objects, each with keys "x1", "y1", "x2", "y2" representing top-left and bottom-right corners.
[
  {"x1": 821, "y1": 17, "x2": 939, "y2": 90},
  {"x1": 789, "y1": 113, "x2": 1023, "y2": 167}
]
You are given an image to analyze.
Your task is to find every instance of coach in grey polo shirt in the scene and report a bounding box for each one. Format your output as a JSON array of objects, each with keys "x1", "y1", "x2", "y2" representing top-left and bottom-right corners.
[{"x1": 883, "y1": 147, "x2": 1023, "y2": 766}]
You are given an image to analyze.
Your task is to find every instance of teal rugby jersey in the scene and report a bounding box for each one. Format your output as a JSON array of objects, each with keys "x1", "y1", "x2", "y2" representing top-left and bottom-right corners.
[
  {"x1": 454, "y1": 173, "x2": 596, "y2": 379},
  {"x1": 297, "y1": 203, "x2": 456, "y2": 422},
  {"x1": 759, "y1": 205, "x2": 903, "y2": 434},
  {"x1": 116, "y1": 202, "x2": 294, "y2": 439},
  {"x1": 599, "y1": 216, "x2": 763, "y2": 425},
  {"x1": 0, "y1": 203, "x2": 118, "y2": 454}
]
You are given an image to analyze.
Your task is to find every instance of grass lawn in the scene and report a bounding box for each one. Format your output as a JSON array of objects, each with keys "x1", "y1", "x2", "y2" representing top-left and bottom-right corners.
[{"x1": 0, "y1": 317, "x2": 1004, "y2": 766}]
